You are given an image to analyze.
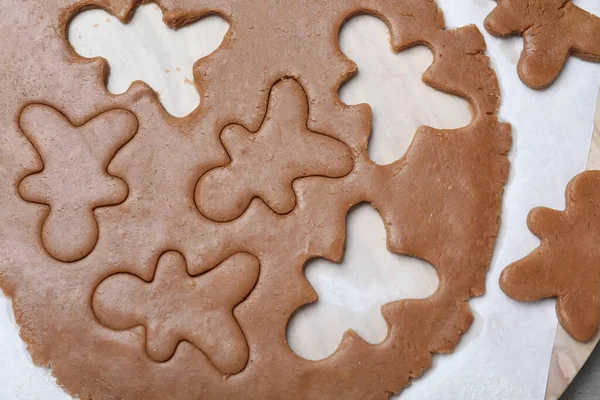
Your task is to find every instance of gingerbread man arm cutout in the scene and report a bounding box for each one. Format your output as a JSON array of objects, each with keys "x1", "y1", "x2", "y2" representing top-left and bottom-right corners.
[
  {"x1": 93, "y1": 251, "x2": 259, "y2": 374},
  {"x1": 500, "y1": 171, "x2": 600, "y2": 342},
  {"x1": 195, "y1": 78, "x2": 354, "y2": 222},
  {"x1": 18, "y1": 105, "x2": 138, "y2": 262},
  {"x1": 485, "y1": 0, "x2": 600, "y2": 89}
]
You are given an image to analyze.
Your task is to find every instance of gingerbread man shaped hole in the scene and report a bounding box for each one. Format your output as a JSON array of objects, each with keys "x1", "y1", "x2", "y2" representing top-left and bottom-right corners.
[
  {"x1": 69, "y1": 4, "x2": 229, "y2": 117},
  {"x1": 339, "y1": 15, "x2": 472, "y2": 165},
  {"x1": 287, "y1": 204, "x2": 439, "y2": 360}
]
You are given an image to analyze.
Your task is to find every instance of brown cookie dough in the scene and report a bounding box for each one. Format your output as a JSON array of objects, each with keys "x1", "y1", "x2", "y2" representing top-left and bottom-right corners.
[
  {"x1": 501, "y1": 171, "x2": 600, "y2": 342},
  {"x1": 0, "y1": 1, "x2": 511, "y2": 399},
  {"x1": 93, "y1": 251, "x2": 260, "y2": 372},
  {"x1": 485, "y1": 0, "x2": 600, "y2": 89},
  {"x1": 196, "y1": 79, "x2": 354, "y2": 222},
  {"x1": 18, "y1": 105, "x2": 138, "y2": 262}
]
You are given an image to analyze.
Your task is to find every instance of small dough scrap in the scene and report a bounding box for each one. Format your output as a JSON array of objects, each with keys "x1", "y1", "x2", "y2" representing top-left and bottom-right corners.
[
  {"x1": 501, "y1": 171, "x2": 600, "y2": 342},
  {"x1": 485, "y1": 0, "x2": 600, "y2": 89}
]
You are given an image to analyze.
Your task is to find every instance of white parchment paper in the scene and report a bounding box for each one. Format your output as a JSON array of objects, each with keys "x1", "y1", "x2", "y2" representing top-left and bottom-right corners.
[{"x1": 1, "y1": 1, "x2": 600, "y2": 399}]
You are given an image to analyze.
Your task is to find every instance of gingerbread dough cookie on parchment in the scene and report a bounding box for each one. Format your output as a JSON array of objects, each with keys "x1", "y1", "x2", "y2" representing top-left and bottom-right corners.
[
  {"x1": 0, "y1": 0, "x2": 510, "y2": 399},
  {"x1": 501, "y1": 171, "x2": 600, "y2": 342},
  {"x1": 485, "y1": 0, "x2": 600, "y2": 89}
]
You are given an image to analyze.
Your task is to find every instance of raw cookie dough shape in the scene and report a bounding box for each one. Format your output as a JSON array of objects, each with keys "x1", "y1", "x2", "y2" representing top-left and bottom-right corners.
[
  {"x1": 0, "y1": 1, "x2": 511, "y2": 399},
  {"x1": 18, "y1": 104, "x2": 138, "y2": 262},
  {"x1": 485, "y1": 0, "x2": 600, "y2": 89},
  {"x1": 196, "y1": 78, "x2": 354, "y2": 222},
  {"x1": 93, "y1": 251, "x2": 259, "y2": 374},
  {"x1": 500, "y1": 171, "x2": 600, "y2": 342}
]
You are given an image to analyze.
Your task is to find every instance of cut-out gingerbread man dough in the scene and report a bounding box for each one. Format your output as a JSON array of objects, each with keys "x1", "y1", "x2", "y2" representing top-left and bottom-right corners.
[
  {"x1": 287, "y1": 204, "x2": 439, "y2": 361},
  {"x1": 93, "y1": 251, "x2": 259, "y2": 374},
  {"x1": 485, "y1": 0, "x2": 600, "y2": 89},
  {"x1": 196, "y1": 78, "x2": 354, "y2": 222},
  {"x1": 501, "y1": 171, "x2": 600, "y2": 342},
  {"x1": 19, "y1": 105, "x2": 138, "y2": 262}
]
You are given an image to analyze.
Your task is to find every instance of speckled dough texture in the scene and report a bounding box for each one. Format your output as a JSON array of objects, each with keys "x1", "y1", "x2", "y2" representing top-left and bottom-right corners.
[
  {"x1": 0, "y1": 1, "x2": 511, "y2": 399},
  {"x1": 501, "y1": 171, "x2": 600, "y2": 343},
  {"x1": 485, "y1": 0, "x2": 600, "y2": 89}
]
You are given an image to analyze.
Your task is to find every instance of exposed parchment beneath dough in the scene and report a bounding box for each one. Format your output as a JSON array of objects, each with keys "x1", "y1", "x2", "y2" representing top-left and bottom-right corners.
[
  {"x1": 0, "y1": 0, "x2": 510, "y2": 399},
  {"x1": 18, "y1": 105, "x2": 138, "y2": 262}
]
